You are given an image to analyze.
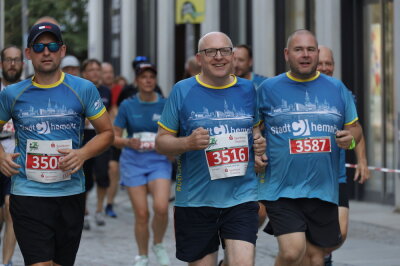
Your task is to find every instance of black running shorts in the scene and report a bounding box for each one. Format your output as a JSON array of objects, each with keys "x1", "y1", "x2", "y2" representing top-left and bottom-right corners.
[
  {"x1": 10, "y1": 193, "x2": 85, "y2": 266},
  {"x1": 174, "y1": 201, "x2": 259, "y2": 262},
  {"x1": 262, "y1": 198, "x2": 342, "y2": 248}
]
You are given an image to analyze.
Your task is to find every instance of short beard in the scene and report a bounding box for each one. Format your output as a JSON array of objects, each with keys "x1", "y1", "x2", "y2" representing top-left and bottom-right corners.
[
  {"x1": 2, "y1": 69, "x2": 22, "y2": 83},
  {"x1": 34, "y1": 63, "x2": 60, "y2": 76}
]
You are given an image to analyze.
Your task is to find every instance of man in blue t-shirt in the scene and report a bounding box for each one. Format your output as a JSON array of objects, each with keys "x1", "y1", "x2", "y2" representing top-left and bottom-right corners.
[
  {"x1": 258, "y1": 30, "x2": 363, "y2": 266},
  {"x1": 156, "y1": 32, "x2": 266, "y2": 266},
  {"x1": 0, "y1": 22, "x2": 114, "y2": 266},
  {"x1": 318, "y1": 45, "x2": 370, "y2": 266},
  {"x1": 233, "y1": 44, "x2": 267, "y2": 89}
]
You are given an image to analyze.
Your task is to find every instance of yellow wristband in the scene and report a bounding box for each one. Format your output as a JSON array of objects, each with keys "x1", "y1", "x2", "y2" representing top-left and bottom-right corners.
[{"x1": 348, "y1": 137, "x2": 356, "y2": 150}]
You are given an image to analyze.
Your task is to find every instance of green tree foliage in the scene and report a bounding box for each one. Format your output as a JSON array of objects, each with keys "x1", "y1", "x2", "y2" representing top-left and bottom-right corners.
[{"x1": 4, "y1": 0, "x2": 88, "y2": 59}]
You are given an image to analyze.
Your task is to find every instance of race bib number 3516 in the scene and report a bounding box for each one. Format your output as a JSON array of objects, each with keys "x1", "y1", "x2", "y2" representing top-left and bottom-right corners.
[
  {"x1": 205, "y1": 131, "x2": 249, "y2": 180},
  {"x1": 290, "y1": 136, "x2": 331, "y2": 154}
]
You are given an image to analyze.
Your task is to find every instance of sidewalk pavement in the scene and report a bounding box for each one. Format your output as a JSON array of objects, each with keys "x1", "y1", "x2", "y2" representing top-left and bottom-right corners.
[{"x1": 4, "y1": 189, "x2": 400, "y2": 265}]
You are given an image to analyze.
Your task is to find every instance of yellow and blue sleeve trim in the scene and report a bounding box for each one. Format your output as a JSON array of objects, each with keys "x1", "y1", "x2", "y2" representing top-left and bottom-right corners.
[
  {"x1": 157, "y1": 121, "x2": 178, "y2": 133},
  {"x1": 344, "y1": 117, "x2": 359, "y2": 126},
  {"x1": 87, "y1": 107, "x2": 106, "y2": 120}
]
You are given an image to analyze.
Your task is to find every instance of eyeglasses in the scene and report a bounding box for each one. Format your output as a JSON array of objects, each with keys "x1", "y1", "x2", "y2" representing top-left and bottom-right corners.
[
  {"x1": 31, "y1": 42, "x2": 63, "y2": 53},
  {"x1": 198, "y1": 47, "x2": 233, "y2": 57},
  {"x1": 2, "y1": 57, "x2": 22, "y2": 64}
]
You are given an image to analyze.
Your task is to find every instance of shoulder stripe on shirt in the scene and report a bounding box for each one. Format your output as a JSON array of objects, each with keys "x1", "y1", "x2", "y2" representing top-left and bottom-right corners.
[
  {"x1": 344, "y1": 117, "x2": 359, "y2": 125},
  {"x1": 158, "y1": 121, "x2": 178, "y2": 133},
  {"x1": 87, "y1": 107, "x2": 106, "y2": 120}
]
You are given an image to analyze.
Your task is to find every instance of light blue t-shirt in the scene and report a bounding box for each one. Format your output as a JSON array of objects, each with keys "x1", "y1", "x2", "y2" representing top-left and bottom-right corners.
[
  {"x1": 251, "y1": 72, "x2": 267, "y2": 89},
  {"x1": 158, "y1": 75, "x2": 259, "y2": 208},
  {"x1": 0, "y1": 72, "x2": 106, "y2": 197},
  {"x1": 258, "y1": 72, "x2": 358, "y2": 204},
  {"x1": 114, "y1": 94, "x2": 168, "y2": 164}
]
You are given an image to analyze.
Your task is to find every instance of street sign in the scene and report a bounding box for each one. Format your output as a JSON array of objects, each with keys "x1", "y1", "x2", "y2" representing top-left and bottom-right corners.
[{"x1": 175, "y1": 0, "x2": 205, "y2": 24}]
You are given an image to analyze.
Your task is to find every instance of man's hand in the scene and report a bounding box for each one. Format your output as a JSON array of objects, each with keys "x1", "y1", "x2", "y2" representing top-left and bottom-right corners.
[
  {"x1": 58, "y1": 149, "x2": 87, "y2": 175},
  {"x1": 255, "y1": 154, "x2": 268, "y2": 173},
  {"x1": 0, "y1": 153, "x2": 21, "y2": 177},
  {"x1": 184, "y1": 127, "x2": 210, "y2": 151},
  {"x1": 253, "y1": 133, "x2": 266, "y2": 156},
  {"x1": 335, "y1": 130, "x2": 354, "y2": 149},
  {"x1": 126, "y1": 138, "x2": 141, "y2": 150},
  {"x1": 354, "y1": 159, "x2": 370, "y2": 184}
]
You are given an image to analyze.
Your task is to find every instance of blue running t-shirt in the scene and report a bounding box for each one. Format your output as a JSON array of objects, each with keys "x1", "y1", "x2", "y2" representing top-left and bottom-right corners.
[
  {"x1": 258, "y1": 72, "x2": 358, "y2": 204},
  {"x1": 158, "y1": 75, "x2": 259, "y2": 208},
  {"x1": 0, "y1": 72, "x2": 106, "y2": 196},
  {"x1": 114, "y1": 94, "x2": 168, "y2": 164},
  {"x1": 251, "y1": 72, "x2": 267, "y2": 89}
]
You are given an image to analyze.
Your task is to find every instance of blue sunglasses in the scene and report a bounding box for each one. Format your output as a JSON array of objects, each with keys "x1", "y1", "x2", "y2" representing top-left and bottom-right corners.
[{"x1": 31, "y1": 42, "x2": 63, "y2": 53}]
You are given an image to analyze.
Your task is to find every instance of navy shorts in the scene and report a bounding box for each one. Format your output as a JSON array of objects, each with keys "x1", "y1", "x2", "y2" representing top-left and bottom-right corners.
[
  {"x1": 10, "y1": 193, "x2": 85, "y2": 266},
  {"x1": 110, "y1": 146, "x2": 121, "y2": 162},
  {"x1": 0, "y1": 173, "x2": 11, "y2": 206},
  {"x1": 338, "y1": 183, "x2": 349, "y2": 208},
  {"x1": 174, "y1": 201, "x2": 259, "y2": 262},
  {"x1": 262, "y1": 198, "x2": 342, "y2": 248}
]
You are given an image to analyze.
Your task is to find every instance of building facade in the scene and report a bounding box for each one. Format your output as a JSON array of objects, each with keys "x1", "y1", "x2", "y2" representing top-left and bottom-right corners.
[{"x1": 88, "y1": 0, "x2": 400, "y2": 208}]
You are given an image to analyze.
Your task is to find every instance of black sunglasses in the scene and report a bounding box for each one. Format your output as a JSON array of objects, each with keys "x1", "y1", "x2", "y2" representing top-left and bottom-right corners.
[{"x1": 31, "y1": 42, "x2": 63, "y2": 53}]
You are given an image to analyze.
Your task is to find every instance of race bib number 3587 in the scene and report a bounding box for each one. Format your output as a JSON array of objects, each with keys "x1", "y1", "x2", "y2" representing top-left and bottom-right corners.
[{"x1": 289, "y1": 136, "x2": 331, "y2": 154}]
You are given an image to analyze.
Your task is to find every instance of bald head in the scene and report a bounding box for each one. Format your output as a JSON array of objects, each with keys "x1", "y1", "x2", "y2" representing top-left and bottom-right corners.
[
  {"x1": 198, "y1": 32, "x2": 233, "y2": 51},
  {"x1": 185, "y1": 56, "x2": 201, "y2": 76},
  {"x1": 317, "y1": 45, "x2": 335, "y2": 76},
  {"x1": 286, "y1": 29, "x2": 318, "y2": 49},
  {"x1": 196, "y1": 31, "x2": 234, "y2": 86}
]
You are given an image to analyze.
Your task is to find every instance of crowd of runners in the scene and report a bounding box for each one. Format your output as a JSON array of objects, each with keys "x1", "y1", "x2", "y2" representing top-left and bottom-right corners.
[{"x1": 0, "y1": 16, "x2": 370, "y2": 266}]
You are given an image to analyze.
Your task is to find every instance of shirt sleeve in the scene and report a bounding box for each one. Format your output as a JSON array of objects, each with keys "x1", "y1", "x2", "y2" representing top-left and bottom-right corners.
[
  {"x1": 114, "y1": 101, "x2": 128, "y2": 129},
  {"x1": 157, "y1": 84, "x2": 181, "y2": 134},
  {"x1": 252, "y1": 84, "x2": 260, "y2": 126},
  {"x1": 257, "y1": 82, "x2": 266, "y2": 123},
  {"x1": 83, "y1": 82, "x2": 106, "y2": 120},
  {"x1": 341, "y1": 83, "x2": 358, "y2": 125},
  {"x1": 0, "y1": 89, "x2": 13, "y2": 124}
]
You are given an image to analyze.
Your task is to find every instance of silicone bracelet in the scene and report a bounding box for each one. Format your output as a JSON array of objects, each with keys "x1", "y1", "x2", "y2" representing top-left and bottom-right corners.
[{"x1": 348, "y1": 137, "x2": 356, "y2": 150}]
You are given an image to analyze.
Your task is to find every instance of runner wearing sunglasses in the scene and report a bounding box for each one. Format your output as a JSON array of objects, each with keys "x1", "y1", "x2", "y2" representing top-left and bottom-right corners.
[{"x1": 0, "y1": 22, "x2": 114, "y2": 266}]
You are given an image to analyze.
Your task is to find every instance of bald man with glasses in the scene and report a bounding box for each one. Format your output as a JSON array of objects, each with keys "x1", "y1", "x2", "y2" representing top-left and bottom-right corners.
[{"x1": 156, "y1": 32, "x2": 266, "y2": 266}]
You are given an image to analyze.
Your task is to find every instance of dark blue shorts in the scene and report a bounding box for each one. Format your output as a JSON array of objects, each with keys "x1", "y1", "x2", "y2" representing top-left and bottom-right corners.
[
  {"x1": 0, "y1": 173, "x2": 11, "y2": 206},
  {"x1": 10, "y1": 193, "x2": 85, "y2": 266},
  {"x1": 262, "y1": 198, "x2": 342, "y2": 248},
  {"x1": 174, "y1": 201, "x2": 259, "y2": 262},
  {"x1": 338, "y1": 183, "x2": 349, "y2": 208}
]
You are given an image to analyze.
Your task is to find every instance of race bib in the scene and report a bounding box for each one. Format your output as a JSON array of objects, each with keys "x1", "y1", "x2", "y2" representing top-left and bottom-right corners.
[
  {"x1": 0, "y1": 120, "x2": 15, "y2": 139},
  {"x1": 205, "y1": 132, "x2": 249, "y2": 180},
  {"x1": 25, "y1": 139, "x2": 72, "y2": 183},
  {"x1": 133, "y1": 132, "x2": 156, "y2": 152},
  {"x1": 289, "y1": 136, "x2": 331, "y2": 154}
]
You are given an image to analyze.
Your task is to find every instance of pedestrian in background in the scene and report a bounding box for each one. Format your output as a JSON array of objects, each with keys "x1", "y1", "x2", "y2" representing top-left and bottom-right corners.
[{"x1": 114, "y1": 62, "x2": 172, "y2": 266}]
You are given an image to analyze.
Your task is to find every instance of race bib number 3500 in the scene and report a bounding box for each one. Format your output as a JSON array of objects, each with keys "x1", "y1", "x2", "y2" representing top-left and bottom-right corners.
[
  {"x1": 205, "y1": 131, "x2": 249, "y2": 180},
  {"x1": 289, "y1": 136, "x2": 331, "y2": 154},
  {"x1": 25, "y1": 139, "x2": 72, "y2": 183}
]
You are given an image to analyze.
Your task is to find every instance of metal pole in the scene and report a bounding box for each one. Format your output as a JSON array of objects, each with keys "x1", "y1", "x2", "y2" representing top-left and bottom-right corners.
[
  {"x1": 0, "y1": 0, "x2": 4, "y2": 50},
  {"x1": 185, "y1": 23, "x2": 195, "y2": 62},
  {"x1": 21, "y1": 0, "x2": 28, "y2": 48}
]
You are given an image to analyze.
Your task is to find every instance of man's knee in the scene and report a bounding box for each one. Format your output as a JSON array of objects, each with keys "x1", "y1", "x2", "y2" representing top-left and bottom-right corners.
[
  {"x1": 278, "y1": 246, "x2": 305, "y2": 264},
  {"x1": 277, "y1": 233, "x2": 307, "y2": 264}
]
